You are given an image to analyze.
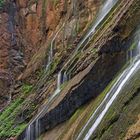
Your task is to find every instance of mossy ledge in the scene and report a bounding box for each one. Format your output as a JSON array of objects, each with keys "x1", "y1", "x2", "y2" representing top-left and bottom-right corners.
[{"x1": 18, "y1": 0, "x2": 140, "y2": 139}]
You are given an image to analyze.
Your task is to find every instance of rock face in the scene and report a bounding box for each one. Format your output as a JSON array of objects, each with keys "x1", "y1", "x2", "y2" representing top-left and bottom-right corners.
[
  {"x1": 37, "y1": 0, "x2": 140, "y2": 134},
  {"x1": 0, "y1": 0, "x2": 102, "y2": 138},
  {"x1": 1, "y1": 0, "x2": 140, "y2": 139},
  {"x1": 0, "y1": 11, "x2": 11, "y2": 109},
  {"x1": 15, "y1": 0, "x2": 101, "y2": 81},
  {"x1": 40, "y1": 52, "x2": 126, "y2": 133},
  {"x1": 0, "y1": 0, "x2": 25, "y2": 109},
  {"x1": 0, "y1": 0, "x2": 100, "y2": 108},
  {"x1": 125, "y1": 115, "x2": 140, "y2": 140},
  {"x1": 17, "y1": 0, "x2": 140, "y2": 139}
]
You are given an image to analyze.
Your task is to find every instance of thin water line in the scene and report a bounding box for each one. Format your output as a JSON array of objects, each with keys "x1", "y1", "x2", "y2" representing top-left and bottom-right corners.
[
  {"x1": 83, "y1": 59, "x2": 140, "y2": 140},
  {"x1": 63, "y1": 71, "x2": 68, "y2": 83},
  {"x1": 76, "y1": 68, "x2": 128, "y2": 140},
  {"x1": 29, "y1": 71, "x2": 62, "y2": 125},
  {"x1": 76, "y1": 42, "x2": 140, "y2": 140},
  {"x1": 76, "y1": 0, "x2": 117, "y2": 52},
  {"x1": 61, "y1": 0, "x2": 118, "y2": 74},
  {"x1": 46, "y1": 24, "x2": 65, "y2": 70},
  {"x1": 24, "y1": 0, "x2": 119, "y2": 139}
]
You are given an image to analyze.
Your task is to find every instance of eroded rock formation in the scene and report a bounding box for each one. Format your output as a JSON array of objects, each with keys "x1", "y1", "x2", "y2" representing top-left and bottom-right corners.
[{"x1": 0, "y1": 0, "x2": 140, "y2": 140}]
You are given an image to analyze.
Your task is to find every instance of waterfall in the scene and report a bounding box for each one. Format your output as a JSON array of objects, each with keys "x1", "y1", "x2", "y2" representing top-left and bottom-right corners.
[
  {"x1": 45, "y1": 45, "x2": 53, "y2": 71},
  {"x1": 50, "y1": 71, "x2": 62, "y2": 100},
  {"x1": 75, "y1": 0, "x2": 118, "y2": 52},
  {"x1": 23, "y1": 0, "x2": 118, "y2": 139},
  {"x1": 46, "y1": 24, "x2": 65, "y2": 70},
  {"x1": 76, "y1": 40, "x2": 140, "y2": 140},
  {"x1": 8, "y1": 93, "x2": 12, "y2": 104},
  {"x1": 138, "y1": 41, "x2": 140, "y2": 54},
  {"x1": 62, "y1": 0, "x2": 118, "y2": 77},
  {"x1": 24, "y1": 71, "x2": 64, "y2": 140},
  {"x1": 62, "y1": 71, "x2": 68, "y2": 83},
  {"x1": 26, "y1": 125, "x2": 31, "y2": 140}
]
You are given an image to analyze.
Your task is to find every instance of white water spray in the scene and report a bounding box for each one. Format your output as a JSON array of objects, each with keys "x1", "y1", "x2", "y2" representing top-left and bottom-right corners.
[
  {"x1": 63, "y1": 71, "x2": 68, "y2": 83},
  {"x1": 76, "y1": 0, "x2": 117, "y2": 52},
  {"x1": 46, "y1": 45, "x2": 53, "y2": 71},
  {"x1": 63, "y1": 0, "x2": 118, "y2": 78},
  {"x1": 76, "y1": 41, "x2": 140, "y2": 140},
  {"x1": 50, "y1": 71, "x2": 62, "y2": 100},
  {"x1": 46, "y1": 24, "x2": 65, "y2": 70},
  {"x1": 23, "y1": 0, "x2": 118, "y2": 139}
]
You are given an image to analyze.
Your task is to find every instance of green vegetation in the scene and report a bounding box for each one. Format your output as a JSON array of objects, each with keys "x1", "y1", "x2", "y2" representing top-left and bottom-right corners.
[
  {"x1": 0, "y1": 0, "x2": 4, "y2": 8},
  {"x1": 0, "y1": 98, "x2": 27, "y2": 138},
  {"x1": 57, "y1": 68, "x2": 122, "y2": 140},
  {"x1": 21, "y1": 83, "x2": 33, "y2": 95},
  {"x1": 129, "y1": 42, "x2": 137, "y2": 51},
  {"x1": 91, "y1": 69, "x2": 140, "y2": 140},
  {"x1": 49, "y1": 57, "x2": 61, "y2": 74},
  {"x1": 53, "y1": 0, "x2": 59, "y2": 7},
  {"x1": 0, "y1": 83, "x2": 32, "y2": 138}
]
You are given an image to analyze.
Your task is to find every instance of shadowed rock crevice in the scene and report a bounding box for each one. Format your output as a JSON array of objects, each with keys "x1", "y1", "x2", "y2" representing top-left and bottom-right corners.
[{"x1": 40, "y1": 51, "x2": 126, "y2": 134}]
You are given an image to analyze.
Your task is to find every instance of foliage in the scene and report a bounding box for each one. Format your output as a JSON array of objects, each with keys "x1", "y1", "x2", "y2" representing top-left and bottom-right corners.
[
  {"x1": 0, "y1": 98, "x2": 27, "y2": 138},
  {"x1": 129, "y1": 42, "x2": 137, "y2": 51},
  {"x1": 0, "y1": 84, "x2": 32, "y2": 138},
  {"x1": 21, "y1": 84, "x2": 33, "y2": 95},
  {"x1": 0, "y1": 0, "x2": 4, "y2": 8}
]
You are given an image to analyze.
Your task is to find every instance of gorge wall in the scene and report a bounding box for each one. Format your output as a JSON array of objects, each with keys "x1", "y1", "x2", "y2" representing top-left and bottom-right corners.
[{"x1": 0, "y1": 0, "x2": 140, "y2": 140}]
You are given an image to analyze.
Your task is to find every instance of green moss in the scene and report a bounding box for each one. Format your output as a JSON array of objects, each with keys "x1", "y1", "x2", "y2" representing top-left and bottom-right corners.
[
  {"x1": 21, "y1": 84, "x2": 33, "y2": 95},
  {"x1": 0, "y1": 0, "x2": 4, "y2": 8},
  {"x1": 48, "y1": 56, "x2": 62, "y2": 74},
  {"x1": 0, "y1": 98, "x2": 23, "y2": 121},
  {"x1": 53, "y1": 0, "x2": 59, "y2": 7},
  {"x1": 10, "y1": 123, "x2": 27, "y2": 136},
  {"x1": 129, "y1": 42, "x2": 137, "y2": 51},
  {"x1": 36, "y1": 68, "x2": 46, "y2": 79},
  {"x1": 0, "y1": 83, "x2": 33, "y2": 138},
  {"x1": 60, "y1": 81, "x2": 68, "y2": 90},
  {"x1": 92, "y1": 70, "x2": 140, "y2": 140},
  {"x1": 0, "y1": 97, "x2": 27, "y2": 138}
]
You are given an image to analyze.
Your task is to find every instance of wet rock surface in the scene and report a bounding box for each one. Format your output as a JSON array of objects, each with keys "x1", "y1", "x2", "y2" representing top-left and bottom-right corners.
[
  {"x1": 17, "y1": 0, "x2": 140, "y2": 139},
  {"x1": 0, "y1": 1, "x2": 25, "y2": 109},
  {"x1": 39, "y1": 42, "x2": 126, "y2": 134},
  {"x1": 1, "y1": 0, "x2": 140, "y2": 139}
]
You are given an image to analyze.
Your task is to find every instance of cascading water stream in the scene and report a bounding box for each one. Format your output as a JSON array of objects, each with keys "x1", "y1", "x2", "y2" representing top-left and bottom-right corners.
[
  {"x1": 74, "y1": 0, "x2": 118, "y2": 53},
  {"x1": 62, "y1": 0, "x2": 118, "y2": 79},
  {"x1": 76, "y1": 40, "x2": 140, "y2": 140},
  {"x1": 25, "y1": 23, "x2": 66, "y2": 139},
  {"x1": 63, "y1": 71, "x2": 68, "y2": 83},
  {"x1": 25, "y1": 71, "x2": 63, "y2": 140},
  {"x1": 49, "y1": 71, "x2": 62, "y2": 101},
  {"x1": 46, "y1": 24, "x2": 65, "y2": 71},
  {"x1": 24, "y1": 0, "x2": 119, "y2": 139},
  {"x1": 45, "y1": 45, "x2": 53, "y2": 71}
]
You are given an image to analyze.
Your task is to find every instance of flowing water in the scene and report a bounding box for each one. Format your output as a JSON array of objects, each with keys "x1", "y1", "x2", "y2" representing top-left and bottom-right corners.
[
  {"x1": 62, "y1": 0, "x2": 118, "y2": 78},
  {"x1": 62, "y1": 71, "x2": 68, "y2": 83},
  {"x1": 25, "y1": 71, "x2": 62, "y2": 140},
  {"x1": 74, "y1": 0, "x2": 118, "y2": 53},
  {"x1": 24, "y1": 0, "x2": 119, "y2": 139},
  {"x1": 46, "y1": 24, "x2": 65, "y2": 70},
  {"x1": 45, "y1": 45, "x2": 53, "y2": 71},
  {"x1": 76, "y1": 40, "x2": 140, "y2": 140}
]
